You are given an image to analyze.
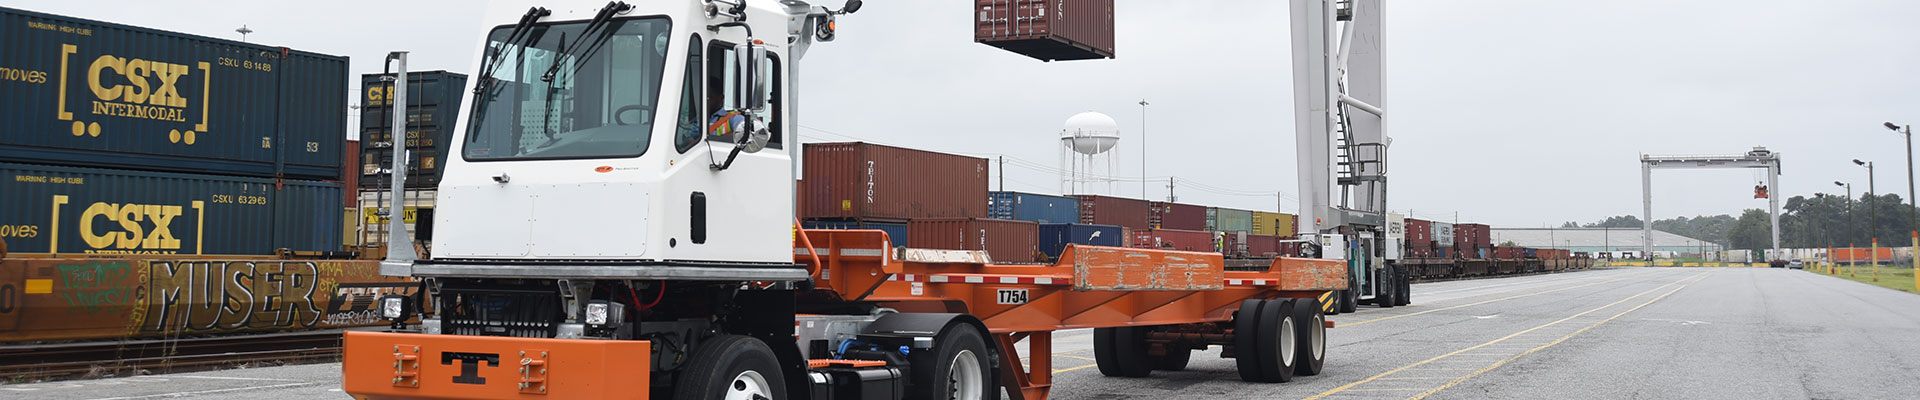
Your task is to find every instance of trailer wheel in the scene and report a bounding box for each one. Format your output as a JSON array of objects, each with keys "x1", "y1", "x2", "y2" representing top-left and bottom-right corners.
[
  {"x1": 1093, "y1": 327, "x2": 1151, "y2": 377},
  {"x1": 1291, "y1": 299, "x2": 1326, "y2": 376},
  {"x1": 1233, "y1": 299, "x2": 1267, "y2": 382},
  {"x1": 1150, "y1": 345, "x2": 1192, "y2": 371},
  {"x1": 910, "y1": 324, "x2": 995, "y2": 400},
  {"x1": 1337, "y1": 289, "x2": 1358, "y2": 314},
  {"x1": 1250, "y1": 298, "x2": 1298, "y2": 383},
  {"x1": 671, "y1": 335, "x2": 786, "y2": 400}
]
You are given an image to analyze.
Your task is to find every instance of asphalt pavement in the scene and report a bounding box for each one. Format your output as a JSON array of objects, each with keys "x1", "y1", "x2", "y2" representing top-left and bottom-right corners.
[{"x1": 8, "y1": 267, "x2": 1920, "y2": 400}]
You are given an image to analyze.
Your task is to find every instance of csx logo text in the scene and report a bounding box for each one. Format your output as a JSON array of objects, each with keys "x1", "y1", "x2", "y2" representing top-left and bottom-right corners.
[
  {"x1": 81, "y1": 202, "x2": 186, "y2": 250},
  {"x1": 89, "y1": 55, "x2": 190, "y2": 107}
]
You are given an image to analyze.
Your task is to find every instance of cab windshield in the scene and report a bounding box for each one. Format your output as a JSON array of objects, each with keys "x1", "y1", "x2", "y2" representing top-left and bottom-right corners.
[{"x1": 463, "y1": 17, "x2": 671, "y2": 161}]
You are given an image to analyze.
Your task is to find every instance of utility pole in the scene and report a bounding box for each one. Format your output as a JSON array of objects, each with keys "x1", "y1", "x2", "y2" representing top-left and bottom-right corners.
[
  {"x1": 1166, "y1": 177, "x2": 1175, "y2": 202},
  {"x1": 1139, "y1": 100, "x2": 1149, "y2": 201},
  {"x1": 997, "y1": 156, "x2": 1004, "y2": 192}
]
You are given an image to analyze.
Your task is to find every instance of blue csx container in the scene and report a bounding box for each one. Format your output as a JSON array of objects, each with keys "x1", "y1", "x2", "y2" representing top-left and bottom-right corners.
[
  {"x1": 1038, "y1": 223, "x2": 1124, "y2": 260},
  {"x1": 989, "y1": 192, "x2": 1080, "y2": 224},
  {"x1": 0, "y1": 162, "x2": 343, "y2": 255},
  {"x1": 0, "y1": 7, "x2": 348, "y2": 179}
]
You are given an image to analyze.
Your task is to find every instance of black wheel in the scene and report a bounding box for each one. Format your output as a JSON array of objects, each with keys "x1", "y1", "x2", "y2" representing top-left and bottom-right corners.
[
  {"x1": 672, "y1": 335, "x2": 787, "y2": 400},
  {"x1": 1233, "y1": 299, "x2": 1266, "y2": 382},
  {"x1": 1337, "y1": 289, "x2": 1358, "y2": 314},
  {"x1": 1291, "y1": 298, "x2": 1326, "y2": 376},
  {"x1": 909, "y1": 324, "x2": 995, "y2": 400},
  {"x1": 1093, "y1": 327, "x2": 1151, "y2": 377},
  {"x1": 1151, "y1": 345, "x2": 1192, "y2": 371},
  {"x1": 1376, "y1": 267, "x2": 1397, "y2": 308},
  {"x1": 1251, "y1": 298, "x2": 1298, "y2": 383}
]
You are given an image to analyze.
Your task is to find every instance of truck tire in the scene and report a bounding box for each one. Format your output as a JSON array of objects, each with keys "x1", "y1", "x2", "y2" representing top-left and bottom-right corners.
[
  {"x1": 1337, "y1": 289, "x2": 1357, "y2": 314},
  {"x1": 1377, "y1": 267, "x2": 1397, "y2": 308},
  {"x1": 1233, "y1": 299, "x2": 1266, "y2": 382},
  {"x1": 1250, "y1": 298, "x2": 1298, "y2": 383},
  {"x1": 1397, "y1": 268, "x2": 1413, "y2": 306},
  {"x1": 671, "y1": 335, "x2": 787, "y2": 400},
  {"x1": 1093, "y1": 327, "x2": 1152, "y2": 378},
  {"x1": 910, "y1": 324, "x2": 995, "y2": 400},
  {"x1": 1150, "y1": 346, "x2": 1192, "y2": 371},
  {"x1": 1291, "y1": 299, "x2": 1326, "y2": 376}
]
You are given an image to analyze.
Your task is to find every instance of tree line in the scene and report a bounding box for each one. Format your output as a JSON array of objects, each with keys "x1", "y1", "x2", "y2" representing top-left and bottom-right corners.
[{"x1": 1568, "y1": 193, "x2": 1920, "y2": 253}]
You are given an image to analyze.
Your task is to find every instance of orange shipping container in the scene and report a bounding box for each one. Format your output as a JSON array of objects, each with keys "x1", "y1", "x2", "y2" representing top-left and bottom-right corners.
[{"x1": 1830, "y1": 247, "x2": 1895, "y2": 263}]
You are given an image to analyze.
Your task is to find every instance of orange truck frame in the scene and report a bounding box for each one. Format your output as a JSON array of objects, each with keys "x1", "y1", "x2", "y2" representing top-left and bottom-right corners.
[{"x1": 344, "y1": 230, "x2": 1346, "y2": 399}]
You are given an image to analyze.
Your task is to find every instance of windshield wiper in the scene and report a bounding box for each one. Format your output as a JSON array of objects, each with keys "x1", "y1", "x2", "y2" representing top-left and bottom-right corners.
[
  {"x1": 473, "y1": 7, "x2": 551, "y2": 97},
  {"x1": 535, "y1": 2, "x2": 630, "y2": 144}
]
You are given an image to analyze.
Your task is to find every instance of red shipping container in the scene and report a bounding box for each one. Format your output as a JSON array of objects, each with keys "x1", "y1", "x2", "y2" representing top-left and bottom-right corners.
[
  {"x1": 1151, "y1": 202, "x2": 1207, "y2": 231},
  {"x1": 1405, "y1": 218, "x2": 1432, "y2": 244},
  {"x1": 1247, "y1": 234, "x2": 1283, "y2": 258},
  {"x1": 974, "y1": 0, "x2": 1116, "y2": 61},
  {"x1": 342, "y1": 140, "x2": 360, "y2": 207},
  {"x1": 1078, "y1": 195, "x2": 1152, "y2": 229},
  {"x1": 908, "y1": 218, "x2": 1041, "y2": 263},
  {"x1": 802, "y1": 142, "x2": 989, "y2": 221},
  {"x1": 1131, "y1": 228, "x2": 1217, "y2": 253}
]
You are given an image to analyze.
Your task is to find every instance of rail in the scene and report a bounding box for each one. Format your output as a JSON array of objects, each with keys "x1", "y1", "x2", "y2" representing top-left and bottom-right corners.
[{"x1": 0, "y1": 330, "x2": 349, "y2": 381}]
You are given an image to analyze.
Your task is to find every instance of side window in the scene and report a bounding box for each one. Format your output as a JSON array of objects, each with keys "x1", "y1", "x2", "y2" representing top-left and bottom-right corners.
[
  {"x1": 673, "y1": 34, "x2": 703, "y2": 153},
  {"x1": 701, "y1": 41, "x2": 782, "y2": 148}
]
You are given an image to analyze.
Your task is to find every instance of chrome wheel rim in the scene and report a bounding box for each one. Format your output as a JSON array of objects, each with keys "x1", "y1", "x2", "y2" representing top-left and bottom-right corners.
[
  {"x1": 948, "y1": 349, "x2": 984, "y2": 400},
  {"x1": 1279, "y1": 316, "x2": 1297, "y2": 366},
  {"x1": 725, "y1": 370, "x2": 773, "y2": 400}
]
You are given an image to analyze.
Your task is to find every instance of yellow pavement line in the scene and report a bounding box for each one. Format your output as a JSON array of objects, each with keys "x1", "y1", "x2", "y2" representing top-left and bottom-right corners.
[
  {"x1": 1305, "y1": 273, "x2": 1704, "y2": 400},
  {"x1": 1341, "y1": 270, "x2": 1655, "y2": 327},
  {"x1": 1053, "y1": 363, "x2": 1099, "y2": 373},
  {"x1": 1409, "y1": 274, "x2": 1700, "y2": 399}
]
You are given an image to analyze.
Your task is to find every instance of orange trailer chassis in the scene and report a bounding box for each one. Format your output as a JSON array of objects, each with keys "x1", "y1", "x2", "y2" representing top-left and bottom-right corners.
[{"x1": 343, "y1": 229, "x2": 1346, "y2": 399}]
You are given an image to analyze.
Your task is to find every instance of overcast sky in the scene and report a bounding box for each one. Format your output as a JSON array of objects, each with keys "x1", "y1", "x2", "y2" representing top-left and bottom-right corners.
[{"x1": 16, "y1": 0, "x2": 1919, "y2": 228}]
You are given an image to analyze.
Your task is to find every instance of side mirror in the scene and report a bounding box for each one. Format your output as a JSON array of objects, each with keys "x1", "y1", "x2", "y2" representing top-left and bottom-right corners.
[
  {"x1": 731, "y1": 42, "x2": 768, "y2": 112},
  {"x1": 841, "y1": 0, "x2": 863, "y2": 14}
]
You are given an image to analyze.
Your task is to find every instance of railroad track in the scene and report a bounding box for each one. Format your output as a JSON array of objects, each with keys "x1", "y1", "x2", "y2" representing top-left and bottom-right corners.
[{"x1": 0, "y1": 330, "x2": 350, "y2": 381}]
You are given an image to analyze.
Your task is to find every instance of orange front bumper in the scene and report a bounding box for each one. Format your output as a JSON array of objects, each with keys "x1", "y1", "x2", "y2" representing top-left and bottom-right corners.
[{"x1": 343, "y1": 331, "x2": 652, "y2": 399}]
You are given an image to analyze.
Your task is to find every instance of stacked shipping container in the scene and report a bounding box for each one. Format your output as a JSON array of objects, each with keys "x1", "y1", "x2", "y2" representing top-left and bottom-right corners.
[
  {"x1": 356, "y1": 71, "x2": 468, "y2": 246},
  {"x1": 1037, "y1": 223, "x2": 1123, "y2": 259},
  {"x1": 1251, "y1": 211, "x2": 1297, "y2": 237},
  {"x1": 1404, "y1": 218, "x2": 1433, "y2": 257},
  {"x1": 802, "y1": 142, "x2": 988, "y2": 221},
  {"x1": 908, "y1": 218, "x2": 1041, "y2": 263},
  {"x1": 989, "y1": 191, "x2": 1080, "y2": 224},
  {"x1": 1151, "y1": 202, "x2": 1207, "y2": 231},
  {"x1": 1076, "y1": 195, "x2": 1151, "y2": 229},
  {"x1": 0, "y1": 7, "x2": 349, "y2": 255}
]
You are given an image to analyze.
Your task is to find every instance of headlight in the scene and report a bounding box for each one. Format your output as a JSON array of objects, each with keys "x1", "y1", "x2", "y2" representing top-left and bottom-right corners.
[
  {"x1": 381, "y1": 295, "x2": 407, "y2": 320},
  {"x1": 584, "y1": 300, "x2": 624, "y2": 326},
  {"x1": 585, "y1": 303, "x2": 609, "y2": 325}
]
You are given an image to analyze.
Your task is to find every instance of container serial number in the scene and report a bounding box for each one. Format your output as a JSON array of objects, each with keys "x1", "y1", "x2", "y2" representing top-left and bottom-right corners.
[{"x1": 217, "y1": 57, "x2": 273, "y2": 72}]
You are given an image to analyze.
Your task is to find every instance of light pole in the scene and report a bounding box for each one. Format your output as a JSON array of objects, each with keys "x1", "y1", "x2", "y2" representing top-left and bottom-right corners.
[
  {"x1": 1837, "y1": 181, "x2": 1853, "y2": 274},
  {"x1": 235, "y1": 25, "x2": 253, "y2": 42},
  {"x1": 1138, "y1": 100, "x2": 1149, "y2": 201},
  {"x1": 1895, "y1": 121, "x2": 1917, "y2": 290},
  {"x1": 1855, "y1": 159, "x2": 1877, "y2": 243}
]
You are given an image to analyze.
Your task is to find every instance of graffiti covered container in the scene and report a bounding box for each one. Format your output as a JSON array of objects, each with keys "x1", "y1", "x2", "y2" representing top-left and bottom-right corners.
[
  {"x1": 0, "y1": 162, "x2": 343, "y2": 255},
  {"x1": 0, "y1": 258, "x2": 411, "y2": 342},
  {"x1": 0, "y1": 7, "x2": 348, "y2": 179}
]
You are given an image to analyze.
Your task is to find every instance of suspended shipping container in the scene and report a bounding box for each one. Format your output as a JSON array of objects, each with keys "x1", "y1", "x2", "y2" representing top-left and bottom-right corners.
[
  {"x1": 1036, "y1": 223, "x2": 1123, "y2": 260},
  {"x1": 802, "y1": 142, "x2": 988, "y2": 221},
  {"x1": 1, "y1": 162, "x2": 342, "y2": 255},
  {"x1": 0, "y1": 7, "x2": 347, "y2": 179},
  {"x1": 974, "y1": 0, "x2": 1115, "y2": 61},
  {"x1": 1076, "y1": 195, "x2": 1151, "y2": 229},
  {"x1": 907, "y1": 218, "x2": 1040, "y2": 263},
  {"x1": 989, "y1": 191, "x2": 1080, "y2": 224},
  {"x1": 359, "y1": 71, "x2": 469, "y2": 189}
]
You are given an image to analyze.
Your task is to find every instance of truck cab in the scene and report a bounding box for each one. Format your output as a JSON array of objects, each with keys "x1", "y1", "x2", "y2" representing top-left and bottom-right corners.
[{"x1": 430, "y1": 1, "x2": 802, "y2": 272}]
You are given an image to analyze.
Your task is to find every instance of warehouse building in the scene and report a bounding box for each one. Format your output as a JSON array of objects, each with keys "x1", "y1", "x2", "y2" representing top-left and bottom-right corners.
[{"x1": 1489, "y1": 228, "x2": 1723, "y2": 259}]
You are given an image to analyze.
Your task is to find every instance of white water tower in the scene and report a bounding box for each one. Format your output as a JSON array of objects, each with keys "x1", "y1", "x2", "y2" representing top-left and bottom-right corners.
[{"x1": 1060, "y1": 112, "x2": 1121, "y2": 195}]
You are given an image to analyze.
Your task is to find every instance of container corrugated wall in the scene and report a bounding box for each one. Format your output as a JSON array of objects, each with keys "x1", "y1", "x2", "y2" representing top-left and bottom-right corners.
[
  {"x1": 1, "y1": 162, "x2": 341, "y2": 255},
  {"x1": 0, "y1": 7, "x2": 347, "y2": 179},
  {"x1": 802, "y1": 142, "x2": 988, "y2": 221},
  {"x1": 359, "y1": 71, "x2": 469, "y2": 189},
  {"x1": 1076, "y1": 195, "x2": 1150, "y2": 229},
  {"x1": 1209, "y1": 208, "x2": 1253, "y2": 233},
  {"x1": 1037, "y1": 223, "x2": 1122, "y2": 260},
  {"x1": 908, "y1": 218, "x2": 1040, "y2": 263},
  {"x1": 1152, "y1": 202, "x2": 1207, "y2": 231},
  {"x1": 1432, "y1": 222, "x2": 1455, "y2": 248},
  {"x1": 802, "y1": 219, "x2": 911, "y2": 246},
  {"x1": 974, "y1": 0, "x2": 1116, "y2": 61},
  {"x1": 990, "y1": 191, "x2": 1079, "y2": 224},
  {"x1": 1130, "y1": 228, "x2": 1215, "y2": 253}
]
